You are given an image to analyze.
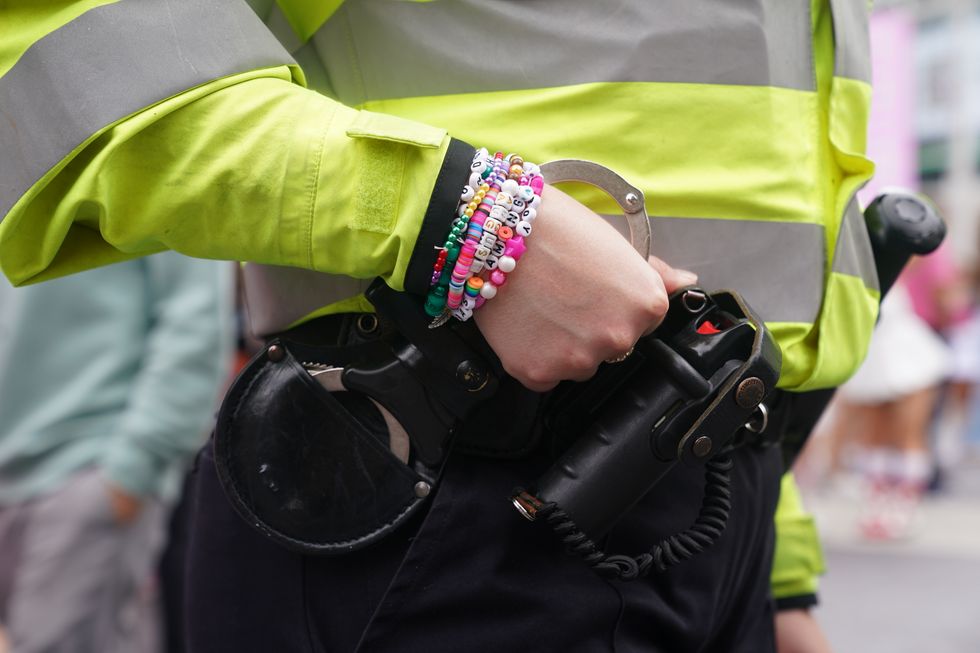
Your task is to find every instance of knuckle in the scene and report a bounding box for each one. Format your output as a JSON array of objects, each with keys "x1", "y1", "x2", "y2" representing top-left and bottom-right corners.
[
  {"x1": 567, "y1": 348, "x2": 594, "y2": 370},
  {"x1": 604, "y1": 328, "x2": 636, "y2": 354},
  {"x1": 523, "y1": 365, "x2": 556, "y2": 388},
  {"x1": 643, "y1": 290, "x2": 669, "y2": 323}
]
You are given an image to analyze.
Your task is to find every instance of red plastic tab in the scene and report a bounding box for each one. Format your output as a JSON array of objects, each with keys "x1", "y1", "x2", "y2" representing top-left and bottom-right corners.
[{"x1": 697, "y1": 320, "x2": 722, "y2": 335}]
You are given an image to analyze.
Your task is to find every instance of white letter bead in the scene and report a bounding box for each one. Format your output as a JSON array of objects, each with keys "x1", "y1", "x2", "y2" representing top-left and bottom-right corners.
[
  {"x1": 461, "y1": 296, "x2": 476, "y2": 310},
  {"x1": 501, "y1": 179, "x2": 520, "y2": 196},
  {"x1": 491, "y1": 241, "x2": 507, "y2": 256},
  {"x1": 470, "y1": 259, "x2": 485, "y2": 273},
  {"x1": 475, "y1": 245, "x2": 492, "y2": 259},
  {"x1": 470, "y1": 157, "x2": 485, "y2": 171},
  {"x1": 530, "y1": 195, "x2": 542, "y2": 209},
  {"x1": 498, "y1": 255, "x2": 517, "y2": 273},
  {"x1": 516, "y1": 221, "x2": 532, "y2": 237},
  {"x1": 479, "y1": 233, "x2": 497, "y2": 249},
  {"x1": 511, "y1": 198, "x2": 527, "y2": 211},
  {"x1": 460, "y1": 186, "x2": 475, "y2": 202},
  {"x1": 494, "y1": 192, "x2": 513, "y2": 209},
  {"x1": 480, "y1": 282, "x2": 498, "y2": 299},
  {"x1": 457, "y1": 306, "x2": 474, "y2": 321},
  {"x1": 505, "y1": 211, "x2": 520, "y2": 227},
  {"x1": 521, "y1": 207, "x2": 537, "y2": 222},
  {"x1": 517, "y1": 186, "x2": 535, "y2": 201},
  {"x1": 485, "y1": 256, "x2": 499, "y2": 270},
  {"x1": 489, "y1": 206, "x2": 508, "y2": 222},
  {"x1": 483, "y1": 217, "x2": 501, "y2": 232},
  {"x1": 469, "y1": 172, "x2": 483, "y2": 190}
]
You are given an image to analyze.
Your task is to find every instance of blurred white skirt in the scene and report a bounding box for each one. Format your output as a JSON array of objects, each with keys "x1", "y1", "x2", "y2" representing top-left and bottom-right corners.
[{"x1": 839, "y1": 285, "x2": 952, "y2": 404}]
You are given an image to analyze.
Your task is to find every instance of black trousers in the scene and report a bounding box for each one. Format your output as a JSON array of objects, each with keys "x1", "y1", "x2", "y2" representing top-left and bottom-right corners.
[{"x1": 183, "y1": 434, "x2": 781, "y2": 653}]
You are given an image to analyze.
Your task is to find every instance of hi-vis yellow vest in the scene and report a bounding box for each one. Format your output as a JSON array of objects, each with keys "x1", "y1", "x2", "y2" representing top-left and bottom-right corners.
[
  {"x1": 250, "y1": 0, "x2": 879, "y2": 391},
  {"x1": 0, "y1": 0, "x2": 877, "y2": 391}
]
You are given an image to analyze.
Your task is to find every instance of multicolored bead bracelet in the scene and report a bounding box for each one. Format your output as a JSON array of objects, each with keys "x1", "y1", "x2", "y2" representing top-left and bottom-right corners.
[{"x1": 424, "y1": 149, "x2": 544, "y2": 326}]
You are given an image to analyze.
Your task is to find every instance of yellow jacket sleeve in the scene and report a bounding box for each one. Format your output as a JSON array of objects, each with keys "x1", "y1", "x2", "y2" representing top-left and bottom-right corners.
[
  {"x1": 0, "y1": 4, "x2": 473, "y2": 291},
  {"x1": 771, "y1": 472, "x2": 826, "y2": 608}
]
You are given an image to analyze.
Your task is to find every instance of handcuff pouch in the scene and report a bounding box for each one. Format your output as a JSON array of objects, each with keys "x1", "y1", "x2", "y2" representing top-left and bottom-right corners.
[{"x1": 213, "y1": 340, "x2": 434, "y2": 555}]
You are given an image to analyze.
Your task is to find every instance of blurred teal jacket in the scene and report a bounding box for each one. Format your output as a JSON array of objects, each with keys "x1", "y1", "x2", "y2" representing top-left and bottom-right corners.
[{"x1": 0, "y1": 252, "x2": 235, "y2": 503}]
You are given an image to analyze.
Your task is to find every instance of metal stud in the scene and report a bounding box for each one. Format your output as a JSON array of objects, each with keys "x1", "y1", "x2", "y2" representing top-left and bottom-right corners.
[
  {"x1": 267, "y1": 344, "x2": 284, "y2": 362},
  {"x1": 736, "y1": 377, "x2": 765, "y2": 409},
  {"x1": 693, "y1": 436, "x2": 713, "y2": 458},
  {"x1": 414, "y1": 481, "x2": 432, "y2": 498}
]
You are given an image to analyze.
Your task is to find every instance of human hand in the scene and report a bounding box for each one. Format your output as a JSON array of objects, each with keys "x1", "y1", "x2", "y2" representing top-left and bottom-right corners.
[
  {"x1": 104, "y1": 482, "x2": 143, "y2": 525},
  {"x1": 775, "y1": 608, "x2": 835, "y2": 653},
  {"x1": 474, "y1": 184, "x2": 696, "y2": 392}
]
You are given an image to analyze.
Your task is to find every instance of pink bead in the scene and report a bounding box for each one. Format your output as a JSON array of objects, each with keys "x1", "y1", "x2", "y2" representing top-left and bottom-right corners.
[
  {"x1": 504, "y1": 235, "x2": 526, "y2": 259},
  {"x1": 530, "y1": 175, "x2": 544, "y2": 195},
  {"x1": 475, "y1": 296, "x2": 487, "y2": 309},
  {"x1": 490, "y1": 269, "x2": 507, "y2": 286},
  {"x1": 461, "y1": 243, "x2": 477, "y2": 257}
]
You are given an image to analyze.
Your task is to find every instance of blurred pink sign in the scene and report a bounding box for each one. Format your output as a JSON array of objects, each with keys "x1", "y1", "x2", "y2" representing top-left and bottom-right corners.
[{"x1": 860, "y1": 8, "x2": 918, "y2": 204}]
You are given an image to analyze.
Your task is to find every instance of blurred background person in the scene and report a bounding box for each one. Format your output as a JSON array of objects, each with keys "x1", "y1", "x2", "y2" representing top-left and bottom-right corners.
[
  {"x1": 0, "y1": 253, "x2": 234, "y2": 653},
  {"x1": 834, "y1": 276, "x2": 953, "y2": 540},
  {"x1": 944, "y1": 224, "x2": 980, "y2": 463}
]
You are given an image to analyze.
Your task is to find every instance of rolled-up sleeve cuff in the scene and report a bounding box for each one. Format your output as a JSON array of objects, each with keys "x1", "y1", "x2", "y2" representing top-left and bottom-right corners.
[{"x1": 403, "y1": 138, "x2": 475, "y2": 295}]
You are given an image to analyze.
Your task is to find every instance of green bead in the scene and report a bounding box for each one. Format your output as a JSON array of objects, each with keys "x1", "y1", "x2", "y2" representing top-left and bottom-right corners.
[{"x1": 424, "y1": 290, "x2": 447, "y2": 317}]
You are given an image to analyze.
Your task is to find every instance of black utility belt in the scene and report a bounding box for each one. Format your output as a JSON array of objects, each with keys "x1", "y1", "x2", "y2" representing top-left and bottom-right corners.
[{"x1": 213, "y1": 279, "x2": 781, "y2": 580}]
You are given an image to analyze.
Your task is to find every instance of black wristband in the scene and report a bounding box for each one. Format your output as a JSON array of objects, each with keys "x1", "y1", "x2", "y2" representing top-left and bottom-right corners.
[
  {"x1": 774, "y1": 593, "x2": 819, "y2": 612},
  {"x1": 404, "y1": 138, "x2": 476, "y2": 295}
]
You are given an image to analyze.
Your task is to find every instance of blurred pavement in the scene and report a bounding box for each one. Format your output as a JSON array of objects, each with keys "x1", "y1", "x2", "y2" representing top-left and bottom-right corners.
[{"x1": 804, "y1": 460, "x2": 980, "y2": 652}]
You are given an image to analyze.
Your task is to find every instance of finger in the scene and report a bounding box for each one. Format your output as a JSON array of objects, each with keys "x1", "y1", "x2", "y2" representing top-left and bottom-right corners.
[{"x1": 648, "y1": 256, "x2": 698, "y2": 294}]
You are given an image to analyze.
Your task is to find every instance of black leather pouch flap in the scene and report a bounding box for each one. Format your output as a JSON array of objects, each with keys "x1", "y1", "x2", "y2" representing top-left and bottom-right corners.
[{"x1": 214, "y1": 341, "x2": 433, "y2": 555}]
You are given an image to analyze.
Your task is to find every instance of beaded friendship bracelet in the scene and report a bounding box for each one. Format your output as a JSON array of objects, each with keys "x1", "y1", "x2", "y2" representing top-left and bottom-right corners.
[{"x1": 424, "y1": 149, "x2": 544, "y2": 326}]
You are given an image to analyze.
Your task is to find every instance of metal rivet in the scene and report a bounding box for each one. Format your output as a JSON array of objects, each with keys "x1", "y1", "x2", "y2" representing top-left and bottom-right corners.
[
  {"x1": 356, "y1": 313, "x2": 379, "y2": 335},
  {"x1": 625, "y1": 192, "x2": 640, "y2": 207},
  {"x1": 736, "y1": 377, "x2": 765, "y2": 409},
  {"x1": 414, "y1": 481, "x2": 432, "y2": 498},
  {"x1": 267, "y1": 345, "x2": 285, "y2": 362},
  {"x1": 456, "y1": 360, "x2": 489, "y2": 392},
  {"x1": 693, "y1": 436, "x2": 713, "y2": 458}
]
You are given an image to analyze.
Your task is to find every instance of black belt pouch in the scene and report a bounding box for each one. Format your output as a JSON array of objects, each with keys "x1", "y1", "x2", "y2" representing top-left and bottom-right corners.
[{"x1": 213, "y1": 337, "x2": 434, "y2": 555}]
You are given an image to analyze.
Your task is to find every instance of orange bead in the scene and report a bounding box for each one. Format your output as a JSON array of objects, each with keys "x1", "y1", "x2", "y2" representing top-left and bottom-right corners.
[{"x1": 497, "y1": 226, "x2": 513, "y2": 240}]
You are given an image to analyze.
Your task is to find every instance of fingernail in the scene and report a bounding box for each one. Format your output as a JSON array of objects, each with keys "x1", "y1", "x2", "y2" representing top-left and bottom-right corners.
[{"x1": 675, "y1": 269, "x2": 698, "y2": 285}]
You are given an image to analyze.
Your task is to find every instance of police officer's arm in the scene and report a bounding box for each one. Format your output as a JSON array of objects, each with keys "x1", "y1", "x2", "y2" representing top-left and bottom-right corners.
[
  {"x1": 0, "y1": 3, "x2": 677, "y2": 391},
  {"x1": 771, "y1": 474, "x2": 834, "y2": 652}
]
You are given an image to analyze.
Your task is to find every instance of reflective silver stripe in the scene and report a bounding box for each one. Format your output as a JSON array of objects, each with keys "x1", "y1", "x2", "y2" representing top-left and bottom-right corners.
[
  {"x1": 242, "y1": 217, "x2": 828, "y2": 334},
  {"x1": 831, "y1": 197, "x2": 879, "y2": 291},
  {"x1": 310, "y1": 0, "x2": 814, "y2": 106},
  {"x1": 829, "y1": 0, "x2": 872, "y2": 82},
  {"x1": 602, "y1": 215, "x2": 826, "y2": 324},
  {"x1": 0, "y1": 0, "x2": 294, "y2": 222},
  {"x1": 242, "y1": 264, "x2": 372, "y2": 337}
]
